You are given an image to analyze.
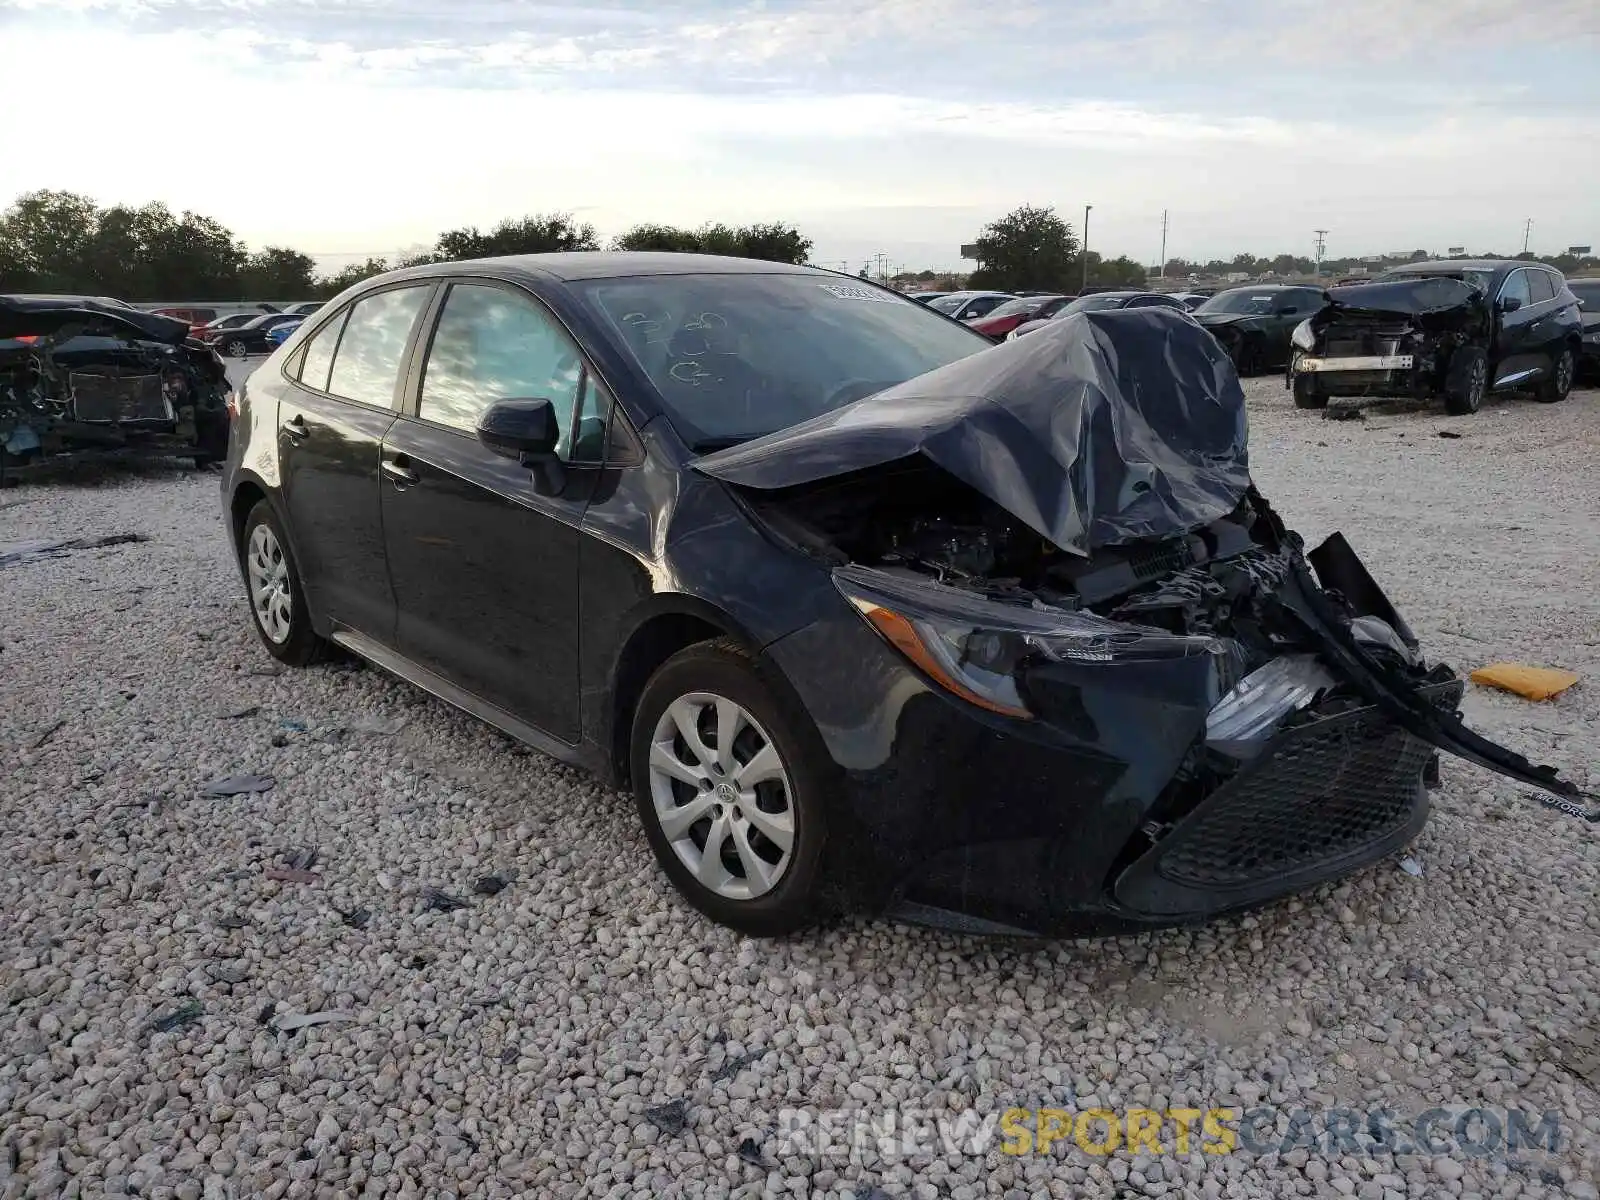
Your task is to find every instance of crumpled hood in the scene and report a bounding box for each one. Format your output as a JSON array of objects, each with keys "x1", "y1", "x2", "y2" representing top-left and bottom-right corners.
[
  {"x1": 1323, "y1": 277, "x2": 1486, "y2": 320},
  {"x1": 0, "y1": 295, "x2": 191, "y2": 343},
  {"x1": 693, "y1": 307, "x2": 1251, "y2": 558}
]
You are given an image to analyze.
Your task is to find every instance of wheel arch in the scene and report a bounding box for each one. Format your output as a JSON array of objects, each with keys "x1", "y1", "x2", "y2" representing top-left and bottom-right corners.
[{"x1": 605, "y1": 598, "x2": 766, "y2": 788}]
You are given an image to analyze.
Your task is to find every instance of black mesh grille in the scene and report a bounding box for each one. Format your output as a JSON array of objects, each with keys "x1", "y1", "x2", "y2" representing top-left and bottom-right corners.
[
  {"x1": 69, "y1": 372, "x2": 170, "y2": 424},
  {"x1": 1154, "y1": 698, "x2": 1445, "y2": 890}
]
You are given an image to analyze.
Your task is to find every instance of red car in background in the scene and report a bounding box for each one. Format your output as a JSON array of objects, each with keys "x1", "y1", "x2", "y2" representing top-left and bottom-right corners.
[
  {"x1": 150, "y1": 306, "x2": 219, "y2": 337},
  {"x1": 965, "y1": 294, "x2": 1074, "y2": 339}
]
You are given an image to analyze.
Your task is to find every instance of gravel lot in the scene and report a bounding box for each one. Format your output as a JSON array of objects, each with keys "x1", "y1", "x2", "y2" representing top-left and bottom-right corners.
[{"x1": 2, "y1": 377, "x2": 1598, "y2": 1200}]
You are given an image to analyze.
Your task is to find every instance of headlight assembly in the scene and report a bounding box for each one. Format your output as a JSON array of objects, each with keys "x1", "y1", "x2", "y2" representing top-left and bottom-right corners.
[
  {"x1": 1290, "y1": 319, "x2": 1316, "y2": 353},
  {"x1": 834, "y1": 565, "x2": 1225, "y2": 720}
]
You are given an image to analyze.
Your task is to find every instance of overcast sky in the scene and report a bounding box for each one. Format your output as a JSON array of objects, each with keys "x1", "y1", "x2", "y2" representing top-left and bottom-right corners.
[{"x1": 2, "y1": 0, "x2": 1596, "y2": 272}]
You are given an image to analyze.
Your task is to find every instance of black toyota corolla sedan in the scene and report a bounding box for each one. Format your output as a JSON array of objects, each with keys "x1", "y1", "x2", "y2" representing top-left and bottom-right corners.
[{"x1": 220, "y1": 253, "x2": 1587, "y2": 936}]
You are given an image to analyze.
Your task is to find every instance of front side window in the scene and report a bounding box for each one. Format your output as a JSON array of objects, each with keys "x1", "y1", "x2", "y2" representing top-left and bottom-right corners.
[
  {"x1": 326, "y1": 286, "x2": 429, "y2": 407},
  {"x1": 1498, "y1": 270, "x2": 1533, "y2": 310},
  {"x1": 296, "y1": 309, "x2": 348, "y2": 391},
  {"x1": 580, "y1": 272, "x2": 991, "y2": 449},
  {"x1": 419, "y1": 283, "x2": 587, "y2": 454}
]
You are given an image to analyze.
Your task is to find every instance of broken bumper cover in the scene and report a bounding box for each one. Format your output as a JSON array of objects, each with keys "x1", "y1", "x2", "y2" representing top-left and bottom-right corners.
[
  {"x1": 1295, "y1": 354, "x2": 1414, "y2": 373},
  {"x1": 763, "y1": 563, "x2": 1459, "y2": 937},
  {"x1": 874, "y1": 679, "x2": 1459, "y2": 937}
]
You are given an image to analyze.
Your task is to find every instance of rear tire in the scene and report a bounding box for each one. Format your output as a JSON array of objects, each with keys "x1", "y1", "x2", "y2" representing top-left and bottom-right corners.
[
  {"x1": 630, "y1": 639, "x2": 830, "y2": 936},
  {"x1": 1536, "y1": 347, "x2": 1574, "y2": 403},
  {"x1": 1444, "y1": 347, "x2": 1488, "y2": 415},
  {"x1": 240, "y1": 499, "x2": 326, "y2": 666},
  {"x1": 225, "y1": 339, "x2": 249, "y2": 359},
  {"x1": 1291, "y1": 374, "x2": 1326, "y2": 409}
]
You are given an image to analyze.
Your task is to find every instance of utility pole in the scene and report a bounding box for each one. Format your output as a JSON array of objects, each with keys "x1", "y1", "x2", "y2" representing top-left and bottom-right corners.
[
  {"x1": 1158, "y1": 209, "x2": 1168, "y2": 279},
  {"x1": 1082, "y1": 204, "x2": 1093, "y2": 293},
  {"x1": 1313, "y1": 229, "x2": 1328, "y2": 279},
  {"x1": 1522, "y1": 218, "x2": 1532, "y2": 254}
]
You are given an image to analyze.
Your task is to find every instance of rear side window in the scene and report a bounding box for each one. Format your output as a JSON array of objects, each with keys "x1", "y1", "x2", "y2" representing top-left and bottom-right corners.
[
  {"x1": 297, "y1": 310, "x2": 348, "y2": 392},
  {"x1": 326, "y1": 286, "x2": 430, "y2": 408},
  {"x1": 1527, "y1": 270, "x2": 1556, "y2": 303}
]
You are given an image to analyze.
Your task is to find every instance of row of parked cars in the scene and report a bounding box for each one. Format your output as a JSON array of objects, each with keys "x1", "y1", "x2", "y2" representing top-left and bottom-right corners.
[
  {"x1": 150, "y1": 303, "x2": 322, "y2": 357},
  {"x1": 912, "y1": 261, "x2": 1597, "y2": 414}
]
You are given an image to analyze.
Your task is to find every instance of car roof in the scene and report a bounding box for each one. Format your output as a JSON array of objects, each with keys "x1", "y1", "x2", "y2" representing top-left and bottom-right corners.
[
  {"x1": 385, "y1": 251, "x2": 830, "y2": 285},
  {"x1": 1387, "y1": 259, "x2": 1527, "y2": 274},
  {"x1": 1210, "y1": 283, "x2": 1304, "y2": 293}
]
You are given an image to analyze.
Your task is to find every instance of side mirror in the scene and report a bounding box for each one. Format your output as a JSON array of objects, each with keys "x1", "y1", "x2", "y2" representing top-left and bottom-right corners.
[
  {"x1": 1499, "y1": 296, "x2": 1522, "y2": 313},
  {"x1": 477, "y1": 397, "x2": 565, "y2": 493}
]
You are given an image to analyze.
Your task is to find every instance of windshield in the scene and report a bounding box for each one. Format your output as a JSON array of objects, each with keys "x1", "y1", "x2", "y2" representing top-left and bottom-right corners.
[
  {"x1": 1196, "y1": 290, "x2": 1287, "y2": 315},
  {"x1": 581, "y1": 273, "x2": 993, "y2": 449},
  {"x1": 1382, "y1": 269, "x2": 1495, "y2": 294},
  {"x1": 925, "y1": 293, "x2": 972, "y2": 314},
  {"x1": 1062, "y1": 295, "x2": 1128, "y2": 314},
  {"x1": 984, "y1": 297, "x2": 1049, "y2": 319}
]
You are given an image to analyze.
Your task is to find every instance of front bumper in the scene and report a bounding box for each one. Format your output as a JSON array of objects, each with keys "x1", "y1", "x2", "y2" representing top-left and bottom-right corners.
[
  {"x1": 765, "y1": 605, "x2": 1462, "y2": 937},
  {"x1": 1295, "y1": 354, "x2": 1414, "y2": 372}
]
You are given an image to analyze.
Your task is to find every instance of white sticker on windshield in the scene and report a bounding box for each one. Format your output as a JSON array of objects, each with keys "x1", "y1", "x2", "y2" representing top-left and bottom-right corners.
[{"x1": 818, "y1": 283, "x2": 900, "y2": 304}]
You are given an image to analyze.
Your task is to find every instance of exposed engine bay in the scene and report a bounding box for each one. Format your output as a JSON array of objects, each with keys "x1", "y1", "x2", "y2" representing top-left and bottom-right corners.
[
  {"x1": 0, "y1": 296, "x2": 230, "y2": 476},
  {"x1": 1291, "y1": 276, "x2": 1492, "y2": 405},
  {"x1": 754, "y1": 460, "x2": 1298, "y2": 645}
]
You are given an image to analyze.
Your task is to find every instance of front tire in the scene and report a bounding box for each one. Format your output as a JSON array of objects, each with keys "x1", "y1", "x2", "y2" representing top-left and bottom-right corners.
[
  {"x1": 630, "y1": 639, "x2": 829, "y2": 936},
  {"x1": 225, "y1": 339, "x2": 249, "y2": 359},
  {"x1": 1291, "y1": 374, "x2": 1326, "y2": 409},
  {"x1": 1536, "y1": 347, "x2": 1575, "y2": 403},
  {"x1": 240, "y1": 499, "x2": 326, "y2": 666},
  {"x1": 1444, "y1": 347, "x2": 1488, "y2": 415}
]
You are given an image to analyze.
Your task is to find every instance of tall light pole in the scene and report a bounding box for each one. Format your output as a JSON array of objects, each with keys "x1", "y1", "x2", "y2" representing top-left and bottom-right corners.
[
  {"x1": 1081, "y1": 204, "x2": 1093, "y2": 293},
  {"x1": 1313, "y1": 229, "x2": 1328, "y2": 279},
  {"x1": 1522, "y1": 218, "x2": 1532, "y2": 254},
  {"x1": 1158, "y1": 209, "x2": 1168, "y2": 279}
]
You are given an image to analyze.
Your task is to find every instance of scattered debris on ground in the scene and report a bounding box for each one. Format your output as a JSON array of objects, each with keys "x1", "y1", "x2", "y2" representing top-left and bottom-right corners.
[{"x1": 1470, "y1": 662, "x2": 1580, "y2": 701}]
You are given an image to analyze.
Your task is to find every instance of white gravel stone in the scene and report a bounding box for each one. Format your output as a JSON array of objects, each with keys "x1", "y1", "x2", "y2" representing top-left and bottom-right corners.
[{"x1": 0, "y1": 382, "x2": 1597, "y2": 1198}]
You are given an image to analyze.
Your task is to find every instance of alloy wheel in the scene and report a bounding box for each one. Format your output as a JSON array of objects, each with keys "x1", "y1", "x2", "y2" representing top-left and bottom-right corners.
[
  {"x1": 246, "y1": 523, "x2": 294, "y2": 644},
  {"x1": 1468, "y1": 358, "x2": 1487, "y2": 410},
  {"x1": 647, "y1": 691, "x2": 795, "y2": 902},
  {"x1": 227, "y1": 339, "x2": 248, "y2": 358},
  {"x1": 1556, "y1": 351, "x2": 1573, "y2": 395}
]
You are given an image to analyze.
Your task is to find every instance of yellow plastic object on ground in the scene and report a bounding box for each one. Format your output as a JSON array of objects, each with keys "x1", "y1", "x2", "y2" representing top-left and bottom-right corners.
[{"x1": 1469, "y1": 663, "x2": 1580, "y2": 702}]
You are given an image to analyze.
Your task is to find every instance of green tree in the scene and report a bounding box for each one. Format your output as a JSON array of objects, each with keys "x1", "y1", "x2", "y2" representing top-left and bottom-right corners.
[
  {"x1": 966, "y1": 204, "x2": 1078, "y2": 292},
  {"x1": 611, "y1": 223, "x2": 704, "y2": 253},
  {"x1": 316, "y1": 257, "x2": 392, "y2": 297},
  {"x1": 241, "y1": 247, "x2": 318, "y2": 298},
  {"x1": 433, "y1": 212, "x2": 599, "y2": 261},
  {"x1": 731, "y1": 221, "x2": 812, "y2": 264},
  {"x1": 0, "y1": 190, "x2": 102, "y2": 292}
]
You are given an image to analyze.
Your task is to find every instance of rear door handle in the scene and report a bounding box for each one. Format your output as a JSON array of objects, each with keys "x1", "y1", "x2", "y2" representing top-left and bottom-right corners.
[
  {"x1": 281, "y1": 414, "x2": 308, "y2": 443},
  {"x1": 381, "y1": 457, "x2": 419, "y2": 486}
]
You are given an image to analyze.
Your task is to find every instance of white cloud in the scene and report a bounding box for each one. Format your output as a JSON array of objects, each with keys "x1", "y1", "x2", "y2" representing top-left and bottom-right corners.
[{"x1": 1, "y1": 1, "x2": 1596, "y2": 268}]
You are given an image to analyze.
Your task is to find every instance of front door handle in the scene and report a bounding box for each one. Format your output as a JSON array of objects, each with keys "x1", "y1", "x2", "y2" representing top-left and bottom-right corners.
[
  {"x1": 281, "y1": 413, "x2": 309, "y2": 443},
  {"x1": 381, "y1": 458, "x2": 419, "y2": 486}
]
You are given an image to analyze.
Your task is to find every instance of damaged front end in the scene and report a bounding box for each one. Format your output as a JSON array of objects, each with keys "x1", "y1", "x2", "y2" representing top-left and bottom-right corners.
[
  {"x1": 1289, "y1": 277, "x2": 1490, "y2": 406},
  {"x1": 0, "y1": 295, "x2": 231, "y2": 477},
  {"x1": 699, "y1": 307, "x2": 1589, "y2": 931}
]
